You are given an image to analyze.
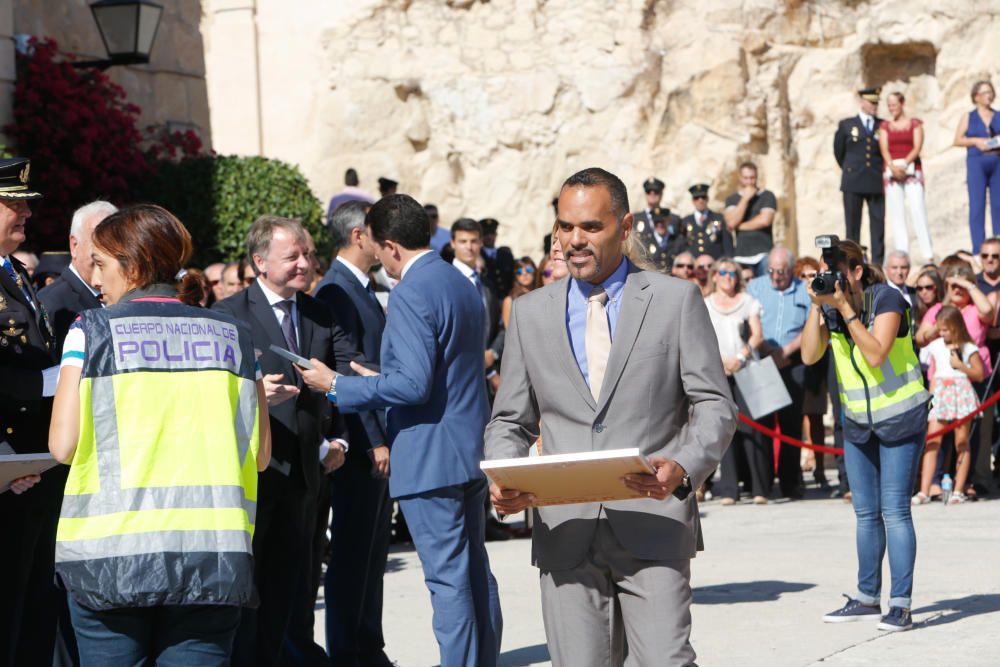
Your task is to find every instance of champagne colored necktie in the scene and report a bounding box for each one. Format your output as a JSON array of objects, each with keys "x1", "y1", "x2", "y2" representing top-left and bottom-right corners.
[{"x1": 585, "y1": 286, "x2": 611, "y2": 400}]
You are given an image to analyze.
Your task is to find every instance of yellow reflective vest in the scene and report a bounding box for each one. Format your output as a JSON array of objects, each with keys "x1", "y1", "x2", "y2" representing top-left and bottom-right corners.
[
  {"x1": 828, "y1": 288, "x2": 929, "y2": 429},
  {"x1": 55, "y1": 294, "x2": 260, "y2": 610}
]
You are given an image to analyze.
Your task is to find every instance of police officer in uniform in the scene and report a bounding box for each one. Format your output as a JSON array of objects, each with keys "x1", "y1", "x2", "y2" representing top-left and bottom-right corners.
[
  {"x1": 0, "y1": 157, "x2": 63, "y2": 666},
  {"x1": 680, "y1": 183, "x2": 732, "y2": 259},
  {"x1": 633, "y1": 177, "x2": 683, "y2": 272},
  {"x1": 834, "y1": 86, "x2": 886, "y2": 264}
]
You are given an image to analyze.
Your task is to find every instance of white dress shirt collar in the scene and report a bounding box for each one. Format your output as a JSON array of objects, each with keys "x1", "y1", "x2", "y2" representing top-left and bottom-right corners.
[
  {"x1": 69, "y1": 263, "x2": 100, "y2": 298},
  {"x1": 256, "y1": 278, "x2": 296, "y2": 307},
  {"x1": 451, "y1": 257, "x2": 477, "y2": 283},
  {"x1": 401, "y1": 249, "x2": 434, "y2": 281},
  {"x1": 336, "y1": 255, "x2": 370, "y2": 288},
  {"x1": 858, "y1": 111, "x2": 875, "y2": 130}
]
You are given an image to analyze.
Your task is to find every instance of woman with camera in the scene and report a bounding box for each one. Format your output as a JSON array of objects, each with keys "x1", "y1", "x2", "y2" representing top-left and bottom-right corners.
[{"x1": 801, "y1": 237, "x2": 930, "y2": 633}]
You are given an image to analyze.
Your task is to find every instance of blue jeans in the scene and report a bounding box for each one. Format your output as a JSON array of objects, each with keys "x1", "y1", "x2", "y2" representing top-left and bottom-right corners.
[
  {"x1": 843, "y1": 431, "x2": 924, "y2": 609},
  {"x1": 67, "y1": 597, "x2": 240, "y2": 666}
]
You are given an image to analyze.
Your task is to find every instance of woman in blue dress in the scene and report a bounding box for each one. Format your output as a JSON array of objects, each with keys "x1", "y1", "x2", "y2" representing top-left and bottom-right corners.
[{"x1": 954, "y1": 80, "x2": 1000, "y2": 252}]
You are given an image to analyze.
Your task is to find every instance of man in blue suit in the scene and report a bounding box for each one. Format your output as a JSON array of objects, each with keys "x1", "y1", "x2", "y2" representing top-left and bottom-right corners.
[
  {"x1": 313, "y1": 200, "x2": 394, "y2": 667},
  {"x1": 298, "y1": 194, "x2": 502, "y2": 667}
]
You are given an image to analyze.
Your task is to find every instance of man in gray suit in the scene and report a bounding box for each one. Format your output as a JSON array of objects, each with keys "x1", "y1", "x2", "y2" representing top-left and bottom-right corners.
[{"x1": 485, "y1": 167, "x2": 736, "y2": 666}]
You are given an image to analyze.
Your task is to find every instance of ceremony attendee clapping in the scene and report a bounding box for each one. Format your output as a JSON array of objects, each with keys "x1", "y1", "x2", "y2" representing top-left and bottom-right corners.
[{"x1": 49, "y1": 204, "x2": 272, "y2": 664}]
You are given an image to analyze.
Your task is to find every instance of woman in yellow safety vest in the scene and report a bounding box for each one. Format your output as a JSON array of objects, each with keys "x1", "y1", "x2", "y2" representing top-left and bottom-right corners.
[
  {"x1": 801, "y1": 238, "x2": 929, "y2": 634},
  {"x1": 48, "y1": 204, "x2": 271, "y2": 665}
]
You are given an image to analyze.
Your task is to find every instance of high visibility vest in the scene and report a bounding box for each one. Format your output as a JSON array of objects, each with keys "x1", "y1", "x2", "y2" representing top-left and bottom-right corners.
[
  {"x1": 55, "y1": 297, "x2": 260, "y2": 610},
  {"x1": 829, "y1": 293, "x2": 929, "y2": 427}
]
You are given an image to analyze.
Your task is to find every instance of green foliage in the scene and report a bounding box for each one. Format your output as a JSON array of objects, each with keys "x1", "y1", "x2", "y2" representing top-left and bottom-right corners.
[{"x1": 141, "y1": 155, "x2": 327, "y2": 267}]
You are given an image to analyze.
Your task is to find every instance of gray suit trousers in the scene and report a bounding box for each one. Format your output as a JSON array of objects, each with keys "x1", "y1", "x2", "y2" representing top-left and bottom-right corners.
[{"x1": 540, "y1": 517, "x2": 695, "y2": 667}]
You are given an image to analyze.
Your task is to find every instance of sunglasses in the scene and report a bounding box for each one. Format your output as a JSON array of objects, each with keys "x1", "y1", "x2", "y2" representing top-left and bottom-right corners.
[
  {"x1": 981, "y1": 253, "x2": 1000, "y2": 260},
  {"x1": 768, "y1": 268, "x2": 788, "y2": 276},
  {"x1": 717, "y1": 269, "x2": 738, "y2": 278},
  {"x1": 542, "y1": 269, "x2": 554, "y2": 278},
  {"x1": 692, "y1": 195, "x2": 708, "y2": 201},
  {"x1": 915, "y1": 284, "x2": 936, "y2": 291},
  {"x1": 515, "y1": 267, "x2": 535, "y2": 275},
  {"x1": 674, "y1": 263, "x2": 694, "y2": 270}
]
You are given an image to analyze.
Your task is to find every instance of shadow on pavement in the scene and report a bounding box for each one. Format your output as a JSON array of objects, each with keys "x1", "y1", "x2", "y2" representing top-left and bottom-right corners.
[
  {"x1": 693, "y1": 580, "x2": 814, "y2": 604},
  {"x1": 499, "y1": 643, "x2": 551, "y2": 666},
  {"x1": 913, "y1": 594, "x2": 1000, "y2": 628}
]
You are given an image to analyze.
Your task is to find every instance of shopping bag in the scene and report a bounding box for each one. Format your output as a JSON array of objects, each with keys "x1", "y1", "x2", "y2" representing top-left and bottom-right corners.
[{"x1": 733, "y1": 355, "x2": 792, "y2": 419}]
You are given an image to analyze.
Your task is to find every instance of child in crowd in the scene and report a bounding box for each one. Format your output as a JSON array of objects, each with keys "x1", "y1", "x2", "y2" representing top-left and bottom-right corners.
[{"x1": 914, "y1": 306, "x2": 984, "y2": 505}]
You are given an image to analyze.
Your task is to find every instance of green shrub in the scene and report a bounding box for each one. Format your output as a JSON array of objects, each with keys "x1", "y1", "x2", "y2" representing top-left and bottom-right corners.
[{"x1": 140, "y1": 154, "x2": 327, "y2": 267}]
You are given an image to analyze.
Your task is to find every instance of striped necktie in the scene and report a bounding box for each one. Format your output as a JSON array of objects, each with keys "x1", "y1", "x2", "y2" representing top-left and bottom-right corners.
[{"x1": 2, "y1": 257, "x2": 35, "y2": 310}]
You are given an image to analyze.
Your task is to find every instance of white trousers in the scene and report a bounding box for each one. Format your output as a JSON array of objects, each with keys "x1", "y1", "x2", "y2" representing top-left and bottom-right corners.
[{"x1": 885, "y1": 174, "x2": 933, "y2": 260}]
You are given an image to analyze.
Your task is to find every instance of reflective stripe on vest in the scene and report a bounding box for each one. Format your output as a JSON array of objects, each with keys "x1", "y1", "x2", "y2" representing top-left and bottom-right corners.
[
  {"x1": 829, "y1": 309, "x2": 929, "y2": 425},
  {"x1": 55, "y1": 300, "x2": 259, "y2": 609}
]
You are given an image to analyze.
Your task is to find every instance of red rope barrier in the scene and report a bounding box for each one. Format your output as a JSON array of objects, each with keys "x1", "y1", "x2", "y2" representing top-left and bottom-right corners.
[{"x1": 737, "y1": 384, "x2": 1000, "y2": 456}]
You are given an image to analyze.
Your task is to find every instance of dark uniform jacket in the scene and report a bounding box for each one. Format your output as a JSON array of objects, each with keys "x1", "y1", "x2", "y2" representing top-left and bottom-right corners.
[
  {"x1": 834, "y1": 115, "x2": 884, "y2": 194},
  {"x1": 680, "y1": 210, "x2": 732, "y2": 259},
  {"x1": 634, "y1": 209, "x2": 685, "y2": 272},
  {"x1": 0, "y1": 255, "x2": 57, "y2": 455},
  {"x1": 37, "y1": 266, "x2": 102, "y2": 354}
]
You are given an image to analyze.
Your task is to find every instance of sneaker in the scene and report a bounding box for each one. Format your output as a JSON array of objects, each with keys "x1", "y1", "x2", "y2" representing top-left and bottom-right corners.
[
  {"x1": 822, "y1": 595, "x2": 881, "y2": 623},
  {"x1": 877, "y1": 606, "x2": 912, "y2": 632}
]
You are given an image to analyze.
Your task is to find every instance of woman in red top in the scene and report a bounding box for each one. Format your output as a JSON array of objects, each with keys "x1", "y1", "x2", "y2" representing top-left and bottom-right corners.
[{"x1": 879, "y1": 92, "x2": 934, "y2": 261}]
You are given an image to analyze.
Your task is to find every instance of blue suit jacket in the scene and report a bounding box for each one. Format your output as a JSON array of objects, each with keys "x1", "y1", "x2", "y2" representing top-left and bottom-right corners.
[
  {"x1": 336, "y1": 251, "x2": 490, "y2": 497},
  {"x1": 314, "y1": 260, "x2": 387, "y2": 449}
]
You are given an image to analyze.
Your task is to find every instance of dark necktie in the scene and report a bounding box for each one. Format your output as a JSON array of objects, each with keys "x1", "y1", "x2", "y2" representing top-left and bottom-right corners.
[
  {"x1": 365, "y1": 281, "x2": 380, "y2": 308},
  {"x1": 275, "y1": 299, "x2": 299, "y2": 355},
  {"x1": 2, "y1": 257, "x2": 34, "y2": 310}
]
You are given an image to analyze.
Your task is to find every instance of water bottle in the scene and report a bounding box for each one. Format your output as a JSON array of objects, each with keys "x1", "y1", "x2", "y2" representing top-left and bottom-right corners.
[{"x1": 941, "y1": 474, "x2": 953, "y2": 505}]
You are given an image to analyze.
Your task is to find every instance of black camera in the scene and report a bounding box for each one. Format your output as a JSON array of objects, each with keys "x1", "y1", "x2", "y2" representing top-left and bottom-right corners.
[{"x1": 812, "y1": 235, "x2": 846, "y2": 295}]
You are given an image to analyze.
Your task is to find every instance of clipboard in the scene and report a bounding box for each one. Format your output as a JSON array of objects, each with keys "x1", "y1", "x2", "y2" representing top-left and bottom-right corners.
[
  {"x1": 268, "y1": 344, "x2": 314, "y2": 369},
  {"x1": 0, "y1": 453, "x2": 61, "y2": 494},
  {"x1": 480, "y1": 447, "x2": 656, "y2": 506}
]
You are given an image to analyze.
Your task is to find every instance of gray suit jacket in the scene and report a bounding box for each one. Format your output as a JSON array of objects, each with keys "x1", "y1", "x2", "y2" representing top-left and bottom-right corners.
[{"x1": 484, "y1": 265, "x2": 736, "y2": 571}]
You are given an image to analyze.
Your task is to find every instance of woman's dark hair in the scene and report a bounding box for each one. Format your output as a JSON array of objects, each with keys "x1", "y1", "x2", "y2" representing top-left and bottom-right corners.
[
  {"x1": 366, "y1": 194, "x2": 432, "y2": 250},
  {"x1": 913, "y1": 267, "x2": 943, "y2": 322},
  {"x1": 93, "y1": 204, "x2": 192, "y2": 288},
  {"x1": 936, "y1": 305, "x2": 974, "y2": 347},
  {"x1": 177, "y1": 268, "x2": 210, "y2": 307},
  {"x1": 509, "y1": 256, "x2": 539, "y2": 299},
  {"x1": 835, "y1": 239, "x2": 870, "y2": 285},
  {"x1": 971, "y1": 79, "x2": 995, "y2": 104}
]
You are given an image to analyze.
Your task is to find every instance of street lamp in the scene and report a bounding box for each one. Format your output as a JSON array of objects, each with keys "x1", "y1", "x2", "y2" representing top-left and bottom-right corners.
[{"x1": 72, "y1": 0, "x2": 164, "y2": 70}]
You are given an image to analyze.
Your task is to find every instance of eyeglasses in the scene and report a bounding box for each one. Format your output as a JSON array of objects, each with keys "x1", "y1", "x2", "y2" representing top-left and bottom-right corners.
[
  {"x1": 515, "y1": 267, "x2": 535, "y2": 275},
  {"x1": 981, "y1": 253, "x2": 1000, "y2": 260},
  {"x1": 717, "y1": 269, "x2": 738, "y2": 278},
  {"x1": 915, "y1": 284, "x2": 936, "y2": 291},
  {"x1": 800, "y1": 271, "x2": 817, "y2": 280},
  {"x1": 542, "y1": 269, "x2": 554, "y2": 278},
  {"x1": 674, "y1": 263, "x2": 694, "y2": 270},
  {"x1": 768, "y1": 268, "x2": 788, "y2": 276}
]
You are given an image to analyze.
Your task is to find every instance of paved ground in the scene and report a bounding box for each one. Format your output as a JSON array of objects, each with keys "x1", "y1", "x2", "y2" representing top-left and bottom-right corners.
[{"x1": 314, "y1": 481, "x2": 1000, "y2": 667}]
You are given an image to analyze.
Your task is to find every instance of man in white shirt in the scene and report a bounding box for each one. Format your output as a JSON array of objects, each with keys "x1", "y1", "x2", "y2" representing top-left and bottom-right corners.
[{"x1": 39, "y1": 200, "x2": 116, "y2": 352}]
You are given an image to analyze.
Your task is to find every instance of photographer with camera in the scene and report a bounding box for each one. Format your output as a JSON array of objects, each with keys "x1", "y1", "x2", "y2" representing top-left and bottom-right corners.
[{"x1": 802, "y1": 235, "x2": 930, "y2": 633}]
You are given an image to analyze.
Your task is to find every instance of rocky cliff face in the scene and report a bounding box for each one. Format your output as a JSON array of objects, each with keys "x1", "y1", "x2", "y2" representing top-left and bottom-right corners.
[{"x1": 203, "y1": 0, "x2": 1000, "y2": 262}]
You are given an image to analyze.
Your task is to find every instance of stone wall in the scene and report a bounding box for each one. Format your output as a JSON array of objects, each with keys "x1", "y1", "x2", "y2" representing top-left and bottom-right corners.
[
  {"x1": 2, "y1": 0, "x2": 211, "y2": 149},
  {"x1": 202, "y1": 0, "x2": 1000, "y2": 262}
]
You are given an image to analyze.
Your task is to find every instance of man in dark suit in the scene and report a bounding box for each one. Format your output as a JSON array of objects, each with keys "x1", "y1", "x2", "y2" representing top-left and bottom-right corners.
[
  {"x1": 314, "y1": 201, "x2": 394, "y2": 667},
  {"x1": 38, "y1": 200, "x2": 116, "y2": 352},
  {"x1": 835, "y1": 86, "x2": 886, "y2": 264},
  {"x1": 450, "y1": 218, "x2": 505, "y2": 389},
  {"x1": 479, "y1": 218, "x2": 516, "y2": 299},
  {"x1": 0, "y1": 158, "x2": 63, "y2": 667},
  {"x1": 680, "y1": 183, "x2": 732, "y2": 260},
  {"x1": 298, "y1": 195, "x2": 502, "y2": 667},
  {"x1": 214, "y1": 216, "x2": 352, "y2": 666}
]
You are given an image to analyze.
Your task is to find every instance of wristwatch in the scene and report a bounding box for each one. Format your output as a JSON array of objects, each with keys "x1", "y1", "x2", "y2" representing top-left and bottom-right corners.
[
  {"x1": 673, "y1": 470, "x2": 692, "y2": 501},
  {"x1": 326, "y1": 374, "x2": 338, "y2": 404}
]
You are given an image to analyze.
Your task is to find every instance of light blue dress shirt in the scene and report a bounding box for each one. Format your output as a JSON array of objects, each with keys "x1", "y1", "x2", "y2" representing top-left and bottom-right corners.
[
  {"x1": 746, "y1": 275, "x2": 811, "y2": 348},
  {"x1": 566, "y1": 258, "x2": 629, "y2": 388}
]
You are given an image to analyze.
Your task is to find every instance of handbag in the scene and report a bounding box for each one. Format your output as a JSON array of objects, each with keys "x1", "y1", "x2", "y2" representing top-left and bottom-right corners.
[{"x1": 733, "y1": 353, "x2": 793, "y2": 420}]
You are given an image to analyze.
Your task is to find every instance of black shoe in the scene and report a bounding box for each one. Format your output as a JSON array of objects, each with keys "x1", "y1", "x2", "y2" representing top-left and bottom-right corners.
[
  {"x1": 822, "y1": 595, "x2": 881, "y2": 623},
  {"x1": 877, "y1": 606, "x2": 912, "y2": 632},
  {"x1": 484, "y1": 518, "x2": 511, "y2": 542}
]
